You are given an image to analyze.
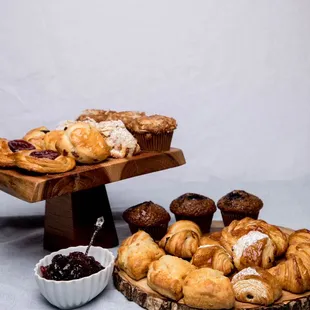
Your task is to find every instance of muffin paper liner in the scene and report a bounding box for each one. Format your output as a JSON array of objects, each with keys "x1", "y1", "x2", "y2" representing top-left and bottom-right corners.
[
  {"x1": 221, "y1": 211, "x2": 259, "y2": 227},
  {"x1": 133, "y1": 132, "x2": 173, "y2": 152}
]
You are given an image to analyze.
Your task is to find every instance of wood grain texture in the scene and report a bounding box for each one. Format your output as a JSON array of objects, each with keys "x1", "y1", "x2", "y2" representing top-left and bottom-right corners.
[
  {"x1": 0, "y1": 148, "x2": 185, "y2": 202},
  {"x1": 113, "y1": 221, "x2": 310, "y2": 310}
]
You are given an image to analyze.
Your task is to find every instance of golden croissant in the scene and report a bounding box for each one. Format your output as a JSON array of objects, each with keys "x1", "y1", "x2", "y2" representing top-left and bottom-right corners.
[
  {"x1": 200, "y1": 231, "x2": 222, "y2": 247},
  {"x1": 159, "y1": 230, "x2": 199, "y2": 259},
  {"x1": 118, "y1": 231, "x2": 165, "y2": 281},
  {"x1": 231, "y1": 267, "x2": 282, "y2": 306},
  {"x1": 23, "y1": 126, "x2": 50, "y2": 150},
  {"x1": 289, "y1": 229, "x2": 310, "y2": 246},
  {"x1": 44, "y1": 130, "x2": 64, "y2": 151},
  {"x1": 191, "y1": 244, "x2": 234, "y2": 275},
  {"x1": 220, "y1": 217, "x2": 288, "y2": 257},
  {"x1": 232, "y1": 231, "x2": 276, "y2": 271},
  {"x1": 166, "y1": 220, "x2": 202, "y2": 237}
]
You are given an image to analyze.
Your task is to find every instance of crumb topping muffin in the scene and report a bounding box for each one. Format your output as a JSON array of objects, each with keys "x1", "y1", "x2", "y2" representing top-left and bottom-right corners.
[
  {"x1": 123, "y1": 201, "x2": 171, "y2": 227},
  {"x1": 128, "y1": 115, "x2": 177, "y2": 134},
  {"x1": 170, "y1": 193, "x2": 216, "y2": 217},
  {"x1": 217, "y1": 190, "x2": 263, "y2": 214}
]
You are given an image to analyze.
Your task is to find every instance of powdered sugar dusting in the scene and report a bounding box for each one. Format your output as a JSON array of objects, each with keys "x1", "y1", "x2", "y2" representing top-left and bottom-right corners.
[
  {"x1": 232, "y1": 267, "x2": 260, "y2": 282},
  {"x1": 233, "y1": 231, "x2": 269, "y2": 260}
]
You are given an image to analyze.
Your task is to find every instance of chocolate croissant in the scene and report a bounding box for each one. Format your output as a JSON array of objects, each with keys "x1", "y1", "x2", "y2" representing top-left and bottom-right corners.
[
  {"x1": 15, "y1": 150, "x2": 76, "y2": 174},
  {"x1": 56, "y1": 122, "x2": 111, "y2": 164},
  {"x1": 220, "y1": 217, "x2": 288, "y2": 257},
  {"x1": 232, "y1": 230, "x2": 276, "y2": 270},
  {"x1": 118, "y1": 231, "x2": 165, "y2": 281},
  {"x1": 23, "y1": 126, "x2": 50, "y2": 150},
  {"x1": 231, "y1": 267, "x2": 282, "y2": 306},
  {"x1": 191, "y1": 245, "x2": 234, "y2": 275}
]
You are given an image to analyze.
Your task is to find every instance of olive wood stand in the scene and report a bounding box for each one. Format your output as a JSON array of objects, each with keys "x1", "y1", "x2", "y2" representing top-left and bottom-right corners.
[
  {"x1": 0, "y1": 148, "x2": 185, "y2": 251},
  {"x1": 113, "y1": 221, "x2": 310, "y2": 310}
]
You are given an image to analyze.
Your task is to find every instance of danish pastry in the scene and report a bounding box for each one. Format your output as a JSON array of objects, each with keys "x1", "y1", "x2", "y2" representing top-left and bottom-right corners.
[
  {"x1": 15, "y1": 150, "x2": 76, "y2": 174},
  {"x1": 118, "y1": 231, "x2": 165, "y2": 281},
  {"x1": 191, "y1": 244, "x2": 234, "y2": 275},
  {"x1": 23, "y1": 126, "x2": 50, "y2": 149},
  {"x1": 56, "y1": 122, "x2": 110, "y2": 164},
  {"x1": 0, "y1": 138, "x2": 16, "y2": 167},
  {"x1": 232, "y1": 231, "x2": 276, "y2": 270},
  {"x1": 231, "y1": 267, "x2": 282, "y2": 306},
  {"x1": 44, "y1": 130, "x2": 63, "y2": 151},
  {"x1": 147, "y1": 255, "x2": 196, "y2": 301},
  {"x1": 289, "y1": 229, "x2": 310, "y2": 246},
  {"x1": 183, "y1": 268, "x2": 235, "y2": 309}
]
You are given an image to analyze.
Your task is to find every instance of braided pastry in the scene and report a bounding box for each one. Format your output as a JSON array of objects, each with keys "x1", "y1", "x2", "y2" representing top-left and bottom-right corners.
[
  {"x1": 23, "y1": 126, "x2": 50, "y2": 149},
  {"x1": 147, "y1": 255, "x2": 196, "y2": 301},
  {"x1": 231, "y1": 267, "x2": 282, "y2": 306},
  {"x1": 118, "y1": 231, "x2": 165, "y2": 281},
  {"x1": 15, "y1": 150, "x2": 76, "y2": 174},
  {"x1": 220, "y1": 217, "x2": 288, "y2": 257},
  {"x1": 289, "y1": 229, "x2": 310, "y2": 246}
]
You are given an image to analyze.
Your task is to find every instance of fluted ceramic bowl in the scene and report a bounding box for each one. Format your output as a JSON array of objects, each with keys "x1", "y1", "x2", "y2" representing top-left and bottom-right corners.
[{"x1": 34, "y1": 246, "x2": 115, "y2": 309}]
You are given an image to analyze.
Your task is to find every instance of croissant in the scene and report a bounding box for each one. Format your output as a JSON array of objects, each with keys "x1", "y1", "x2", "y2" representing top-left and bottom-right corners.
[
  {"x1": 14, "y1": 150, "x2": 76, "y2": 174},
  {"x1": 289, "y1": 229, "x2": 310, "y2": 246},
  {"x1": 23, "y1": 126, "x2": 50, "y2": 150},
  {"x1": 269, "y1": 255, "x2": 310, "y2": 293},
  {"x1": 232, "y1": 230, "x2": 276, "y2": 271},
  {"x1": 44, "y1": 130, "x2": 63, "y2": 151},
  {"x1": 183, "y1": 268, "x2": 235, "y2": 309},
  {"x1": 56, "y1": 122, "x2": 111, "y2": 164},
  {"x1": 118, "y1": 231, "x2": 165, "y2": 281},
  {"x1": 0, "y1": 138, "x2": 15, "y2": 167},
  {"x1": 191, "y1": 245, "x2": 233, "y2": 275},
  {"x1": 200, "y1": 231, "x2": 222, "y2": 247},
  {"x1": 220, "y1": 217, "x2": 288, "y2": 257},
  {"x1": 231, "y1": 267, "x2": 282, "y2": 306},
  {"x1": 147, "y1": 255, "x2": 196, "y2": 301},
  {"x1": 159, "y1": 230, "x2": 199, "y2": 259},
  {"x1": 166, "y1": 220, "x2": 202, "y2": 237}
]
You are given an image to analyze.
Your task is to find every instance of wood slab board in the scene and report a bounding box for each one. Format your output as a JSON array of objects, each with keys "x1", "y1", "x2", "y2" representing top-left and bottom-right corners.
[
  {"x1": 113, "y1": 222, "x2": 310, "y2": 310},
  {"x1": 0, "y1": 148, "x2": 185, "y2": 202}
]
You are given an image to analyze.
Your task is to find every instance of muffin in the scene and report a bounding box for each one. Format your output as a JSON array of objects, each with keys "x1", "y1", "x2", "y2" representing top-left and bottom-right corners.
[
  {"x1": 217, "y1": 190, "x2": 263, "y2": 226},
  {"x1": 170, "y1": 193, "x2": 216, "y2": 233},
  {"x1": 123, "y1": 201, "x2": 171, "y2": 240},
  {"x1": 127, "y1": 114, "x2": 177, "y2": 152}
]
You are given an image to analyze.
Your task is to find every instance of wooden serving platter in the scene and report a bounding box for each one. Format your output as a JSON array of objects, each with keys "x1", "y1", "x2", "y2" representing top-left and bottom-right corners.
[
  {"x1": 0, "y1": 148, "x2": 185, "y2": 250},
  {"x1": 113, "y1": 221, "x2": 310, "y2": 310}
]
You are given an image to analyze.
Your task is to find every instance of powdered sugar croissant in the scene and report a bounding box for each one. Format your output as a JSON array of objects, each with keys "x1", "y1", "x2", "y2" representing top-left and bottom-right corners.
[{"x1": 232, "y1": 267, "x2": 282, "y2": 306}]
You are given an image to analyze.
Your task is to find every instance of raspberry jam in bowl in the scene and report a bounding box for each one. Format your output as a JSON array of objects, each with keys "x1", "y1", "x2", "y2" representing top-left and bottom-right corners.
[{"x1": 34, "y1": 246, "x2": 114, "y2": 309}]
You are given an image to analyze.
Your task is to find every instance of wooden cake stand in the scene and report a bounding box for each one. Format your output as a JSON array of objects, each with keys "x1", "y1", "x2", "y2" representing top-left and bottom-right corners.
[
  {"x1": 0, "y1": 148, "x2": 185, "y2": 251},
  {"x1": 113, "y1": 221, "x2": 310, "y2": 310}
]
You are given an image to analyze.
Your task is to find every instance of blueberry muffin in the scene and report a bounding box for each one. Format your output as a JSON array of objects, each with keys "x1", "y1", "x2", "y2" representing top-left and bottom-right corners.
[
  {"x1": 170, "y1": 193, "x2": 216, "y2": 233},
  {"x1": 217, "y1": 190, "x2": 263, "y2": 226},
  {"x1": 123, "y1": 201, "x2": 171, "y2": 240}
]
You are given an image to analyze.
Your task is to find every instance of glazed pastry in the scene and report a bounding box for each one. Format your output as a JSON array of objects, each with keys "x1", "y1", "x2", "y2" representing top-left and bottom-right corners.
[
  {"x1": 14, "y1": 150, "x2": 76, "y2": 174},
  {"x1": 191, "y1": 245, "x2": 234, "y2": 275},
  {"x1": 159, "y1": 229, "x2": 200, "y2": 259},
  {"x1": 44, "y1": 130, "x2": 63, "y2": 151},
  {"x1": 183, "y1": 268, "x2": 235, "y2": 310},
  {"x1": 220, "y1": 217, "x2": 288, "y2": 257},
  {"x1": 165, "y1": 220, "x2": 202, "y2": 237},
  {"x1": 289, "y1": 229, "x2": 310, "y2": 246},
  {"x1": 0, "y1": 138, "x2": 16, "y2": 167},
  {"x1": 117, "y1": 231, "x2": 165, "y2": 281},
  {"x1": 23, "y1": 126, "x2": 50, "y2": 150},
  {"x1": 56, "y1": 122, "x2": 110, "y2": 164},
  {"x1": 200, "y1": 231, "x2": 222, "y2": 246},
  {"x1": 231, "y1": 267, "x2": 282, "y2": 306},
  {"x1": 232, "y1": 231, "x2": 276, "y2": 270},
  {"x1": 147, "y1": 255, "x2": 196, "y2": 301}
]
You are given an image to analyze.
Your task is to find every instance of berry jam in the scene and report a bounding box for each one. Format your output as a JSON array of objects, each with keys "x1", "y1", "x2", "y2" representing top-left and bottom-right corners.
[{"x1": 40, "y1": 251, "x2": 104, "y2": 281}]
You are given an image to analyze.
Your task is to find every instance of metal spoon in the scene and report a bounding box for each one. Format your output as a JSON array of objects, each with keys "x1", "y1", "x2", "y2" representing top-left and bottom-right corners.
[{"x1": 85, "y1": 216, "x2": 105, "y2": 256}]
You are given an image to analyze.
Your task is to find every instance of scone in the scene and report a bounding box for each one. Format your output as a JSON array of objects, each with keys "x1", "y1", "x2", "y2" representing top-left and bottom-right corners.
[
  {"x1": 56, "y1": 122, "x2": 110, "y2": 164},
  {"x1": 183, "y1": 268, "x2": 235, "y2": 309},
  {"x1": 232, "y1": 267, "x2": 282, "y2": 306},
  {"x1": 217, "y1": 190, "x2": 263, "y2": 226},
  {"x1": 170, "y1": 193, "x2": 216, "y2": 233},
  {"x1": 147, "y1": 255, "x2": 196, "y2": 301},
  {"x1": 128, "y1": 114, "x2": 177, "y2": 152},
  {"x1": 117, "y1": 231, "x2": 165, "y2": 281}
]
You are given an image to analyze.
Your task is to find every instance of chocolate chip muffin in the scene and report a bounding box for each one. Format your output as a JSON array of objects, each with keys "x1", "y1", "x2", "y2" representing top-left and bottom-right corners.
[
  {"x1": 170, "y1": 193, "x2": 216, "y2": 233},
  {"x1": 123, "y1": 201, "x2": 171, "y2": 240},
  {"x1": 217, "y1": 190, "x2": 263, "y2": 226}
]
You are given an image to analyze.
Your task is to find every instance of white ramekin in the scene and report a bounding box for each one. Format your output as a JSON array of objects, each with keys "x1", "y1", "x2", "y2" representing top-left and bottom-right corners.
[{"x1": 34, "y1": 246, "x2": 115, "y2": 309}]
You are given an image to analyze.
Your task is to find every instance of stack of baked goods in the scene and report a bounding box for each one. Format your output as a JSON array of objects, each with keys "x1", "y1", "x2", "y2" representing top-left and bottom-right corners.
[
  {"x1": 76, "y1": 109, "x2": 177, "y2": 152},
  {"x1": 115, "y1": 217, "x2": 310, "y2": 309}
]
